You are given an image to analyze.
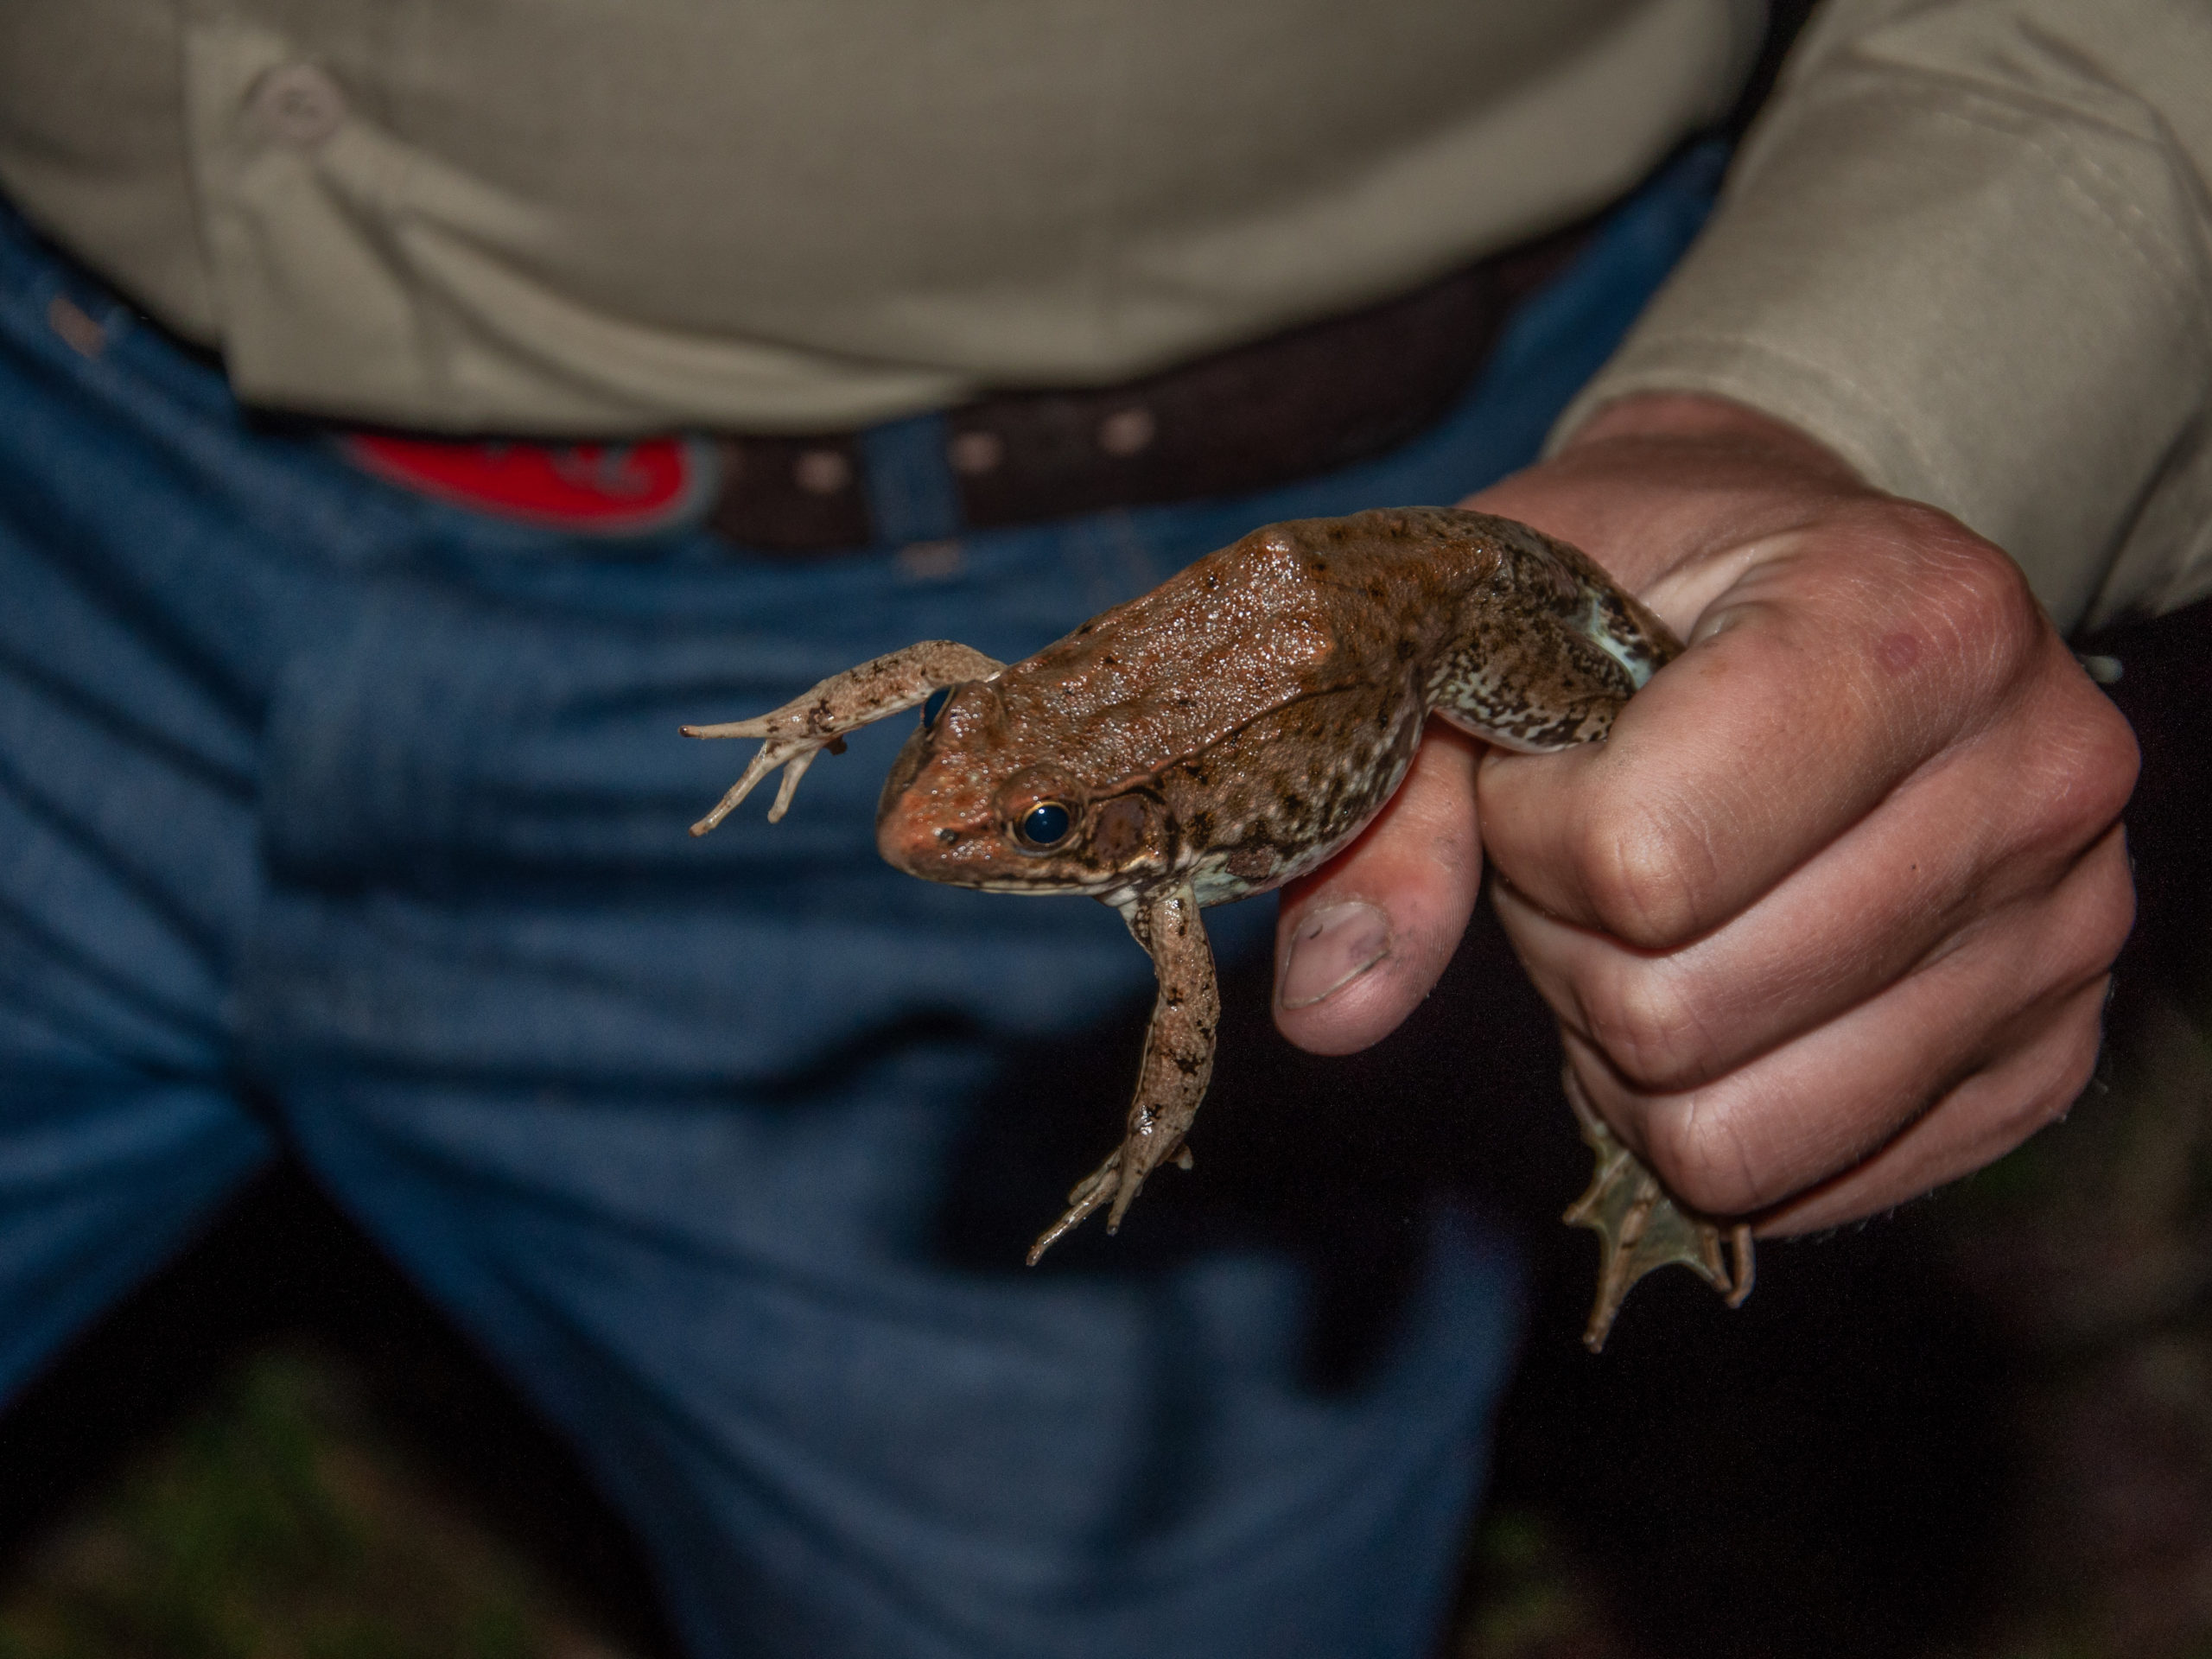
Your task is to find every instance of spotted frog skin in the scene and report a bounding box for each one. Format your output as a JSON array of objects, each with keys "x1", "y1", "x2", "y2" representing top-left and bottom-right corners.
[{"x1": 686, "y1": 507, "x2": 1751, "y2": 1349}]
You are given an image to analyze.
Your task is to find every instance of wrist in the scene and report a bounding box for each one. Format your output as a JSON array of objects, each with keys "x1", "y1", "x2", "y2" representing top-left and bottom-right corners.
[
  {"x1": 1560, "y1": 391, "x2": 1860, "y2": 486},
  {"x1": 1468, "y1": 392, "x2": 1880, "y2": 602}
]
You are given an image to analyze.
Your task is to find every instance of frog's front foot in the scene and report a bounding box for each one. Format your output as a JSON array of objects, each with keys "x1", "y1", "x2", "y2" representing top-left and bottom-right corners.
[
  {"x1": 1563, "y1": 1074, "x2": 1753, "y2": 1352},
  {"x1": 681, "y1": 714, "x2": 842, "y2": 832},
  {"x1": 684, "y1": 640, "x2": 1003, "y2": 835},
  {"x1": 1027, "y1": 1151, "x2": 1122, "y2": 1265},
  {"x1": 1025, "y1": 1141, "x2": 1196, "y2": 1266},
  {"x1": 1027, "y1": 884, "x2": 1218, "y2": 1264}
]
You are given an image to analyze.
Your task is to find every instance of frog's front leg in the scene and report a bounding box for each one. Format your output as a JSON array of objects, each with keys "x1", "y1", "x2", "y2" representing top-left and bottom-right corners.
[
  {"x1": 683, "y1": 641, "x2": 1003, "y2": 834},
  {"x1": 1027, "y1": 882, "x2": 1218, "y2": 1264}
]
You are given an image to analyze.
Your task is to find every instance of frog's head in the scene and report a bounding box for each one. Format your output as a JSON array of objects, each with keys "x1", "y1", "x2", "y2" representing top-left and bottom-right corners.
[{"x1": 875, "y1": 679, "x2": 1168, "y2": 895}]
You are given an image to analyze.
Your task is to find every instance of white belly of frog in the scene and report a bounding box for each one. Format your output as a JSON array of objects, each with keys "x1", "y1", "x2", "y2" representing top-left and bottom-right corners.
[{"x1": 683, "y1": 506, "x2": 1752, "y2": 1350}]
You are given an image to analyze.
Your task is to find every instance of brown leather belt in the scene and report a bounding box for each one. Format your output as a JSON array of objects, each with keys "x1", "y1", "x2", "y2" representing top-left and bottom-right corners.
[
  {"x1": 712, "y1": 228, "x2": 1584, "y2": 552},
  {"x1": 340, "y1": 227, "x2": 1585, "y2": 554}
]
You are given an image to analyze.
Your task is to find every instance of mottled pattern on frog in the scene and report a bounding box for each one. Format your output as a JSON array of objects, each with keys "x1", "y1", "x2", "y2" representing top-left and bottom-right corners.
[
  {"x1": 873, "y1": 507, "x2": 1681, "y2": 906},
  {"x1": 1424, "y1": 512, "x2": 1675, "y2": 751}
]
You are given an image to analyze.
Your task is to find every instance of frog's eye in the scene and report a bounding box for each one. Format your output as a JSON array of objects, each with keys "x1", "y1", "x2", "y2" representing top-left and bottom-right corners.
[
  {"x1": 920, "y1": 687, "x2": 951, "y2": 729},
  {"x1": 1015, "y1": 801, "x2": 1074, "y2": 849}
]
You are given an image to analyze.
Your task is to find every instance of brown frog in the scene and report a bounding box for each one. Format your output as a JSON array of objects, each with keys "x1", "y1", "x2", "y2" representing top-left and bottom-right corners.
[{"x1": 685, "y1": 506, "x2": 1752, "y2": 1349}]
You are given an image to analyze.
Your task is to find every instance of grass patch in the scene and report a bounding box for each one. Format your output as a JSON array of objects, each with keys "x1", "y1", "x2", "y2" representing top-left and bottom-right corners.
[{"x1": 0, "y1": 1348, "x2": 625, "y2": 1659}]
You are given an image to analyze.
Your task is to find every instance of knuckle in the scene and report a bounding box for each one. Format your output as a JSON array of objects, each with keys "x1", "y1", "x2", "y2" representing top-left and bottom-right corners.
[
  {"x1": 1835, "y1": 499, "x2": 2049, "y2": 709},
  {"x1": 1571, "y1": 795, "x2": 1714, "y2": 947},
  {"x1": 1584, "y1": 961, "x2": 1727, "y2": 1092},
  {"x1": 2043, "y1": 1024, "x2": 2104, "y2": 1127},
  {"x1": 2091, "y1": 712, "x2": 2144, "y2": 819},
  {"x1": 2050, "y1": 1001, "x2": 2107, "y2": 1109},
  {"x1": 1885, "y1": 505, "x2": 2046, "y2": 672},
  {"x1": 1992, "y1": 1000, "x2": 2105, "y2": 1152},
  {"x1": 1638, "y1": 1093, "x2": 1764, "y2": 1216},
  {"x1": 2049, "y1": 677, "x2": 2142, "y2": 829},
  {"x1": 2022, "y1": 829, "x2": 2137, "y2": 985},
  {"x1": 2070, "y1": 851, "x2": 2138, "y2": 972},
  {"x1": 1976, "y1": 700, "x2": 2139, "y2": 904}
]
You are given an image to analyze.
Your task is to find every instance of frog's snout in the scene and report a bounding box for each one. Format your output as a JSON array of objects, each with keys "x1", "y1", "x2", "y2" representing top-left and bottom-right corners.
[
  {"x1": 875, "y1": 727, "x2": 933, "y2": 838},
  {"x1": 874, "y1": 742, "x2": 993, "y2": 881},
  {"x1": 875, "y1": 734, "x2": 944, "y2": 876},
  {"x1": 875, "y1": 788, "x2": 944, "y2": 877}
]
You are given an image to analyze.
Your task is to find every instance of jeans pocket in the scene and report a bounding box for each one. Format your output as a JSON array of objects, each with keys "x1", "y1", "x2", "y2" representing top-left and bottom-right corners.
[
  {"x1": 259, "y1": 571, "x2": 899, "y2": 887},
  {"x1": 245, "y1": 569, "x2": 1147, "y2": 1084}
]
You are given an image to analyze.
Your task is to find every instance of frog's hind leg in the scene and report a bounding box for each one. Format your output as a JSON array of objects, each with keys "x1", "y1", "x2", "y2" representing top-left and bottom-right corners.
[
  {"x1": 1562, "y1": 1071, "x2": 1753, "y2": 1351},
  {"x1": 1427, "y1": 530, "x2": 1683, "y2": 754},
  {"x1": 1028, "y1": 883, "x2": 1217, "y2": 1264},
  {"x1": 683, "y1": 640, "x2": 1002, "y2": 834}
]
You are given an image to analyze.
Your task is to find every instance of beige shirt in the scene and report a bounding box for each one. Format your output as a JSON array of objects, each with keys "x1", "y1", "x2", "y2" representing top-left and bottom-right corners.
[
  {"x1": 0, "y1": 1, "x2": 1759, "y2": 431},
  {"x1": 2, "y1": 3, "x2": 2206, "y2": 629},
  {"x1": 1559, "y1": 0, "x2": 2212, "y2": 631}
]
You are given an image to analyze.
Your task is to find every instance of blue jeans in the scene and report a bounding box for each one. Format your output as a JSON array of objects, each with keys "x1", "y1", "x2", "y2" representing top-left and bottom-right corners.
[{"x1": 0, "y1": 146, "x2": 1721, "y2": 1658}]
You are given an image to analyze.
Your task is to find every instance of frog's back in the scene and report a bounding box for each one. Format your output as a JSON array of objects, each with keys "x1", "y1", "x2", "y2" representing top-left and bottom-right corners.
[
  {"x1": 993, "y1": 525, "x2": 1336, "y2": 791},
  {"x1": 995, "y1": 510, "x2": 1503, "y2": 784}
]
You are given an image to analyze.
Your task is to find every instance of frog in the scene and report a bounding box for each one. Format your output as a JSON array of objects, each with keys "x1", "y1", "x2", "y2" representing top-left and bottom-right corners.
[{"x1": 684, "y1": 505, "x2": 1752, "y2": 1350}]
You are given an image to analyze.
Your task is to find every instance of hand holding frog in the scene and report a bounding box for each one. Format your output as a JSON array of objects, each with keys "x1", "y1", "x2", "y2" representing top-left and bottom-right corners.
[
  {"x1": 1276, "y1": 393, "x2": 2140, "y2": 1237},
  {"x1": 685, "y1": 392, "x2": 2135, "y2": 1345}
]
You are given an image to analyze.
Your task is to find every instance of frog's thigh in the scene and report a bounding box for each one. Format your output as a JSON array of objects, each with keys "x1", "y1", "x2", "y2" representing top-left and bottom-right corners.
[{"x1": 1427, "y1": 633, "x2": 1629, "y2": 753}]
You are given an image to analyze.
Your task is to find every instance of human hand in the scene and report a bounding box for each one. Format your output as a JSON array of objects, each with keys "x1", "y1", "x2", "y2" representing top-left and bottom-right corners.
[{"x1": 1272, "y1": 393, "x2": 2139, "y2": 1233}]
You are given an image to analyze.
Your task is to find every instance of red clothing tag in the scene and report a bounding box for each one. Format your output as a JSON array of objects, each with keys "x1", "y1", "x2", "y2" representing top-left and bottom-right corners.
[{"x1": 340, "y1": 433, "x2": 716, "y2": 534}]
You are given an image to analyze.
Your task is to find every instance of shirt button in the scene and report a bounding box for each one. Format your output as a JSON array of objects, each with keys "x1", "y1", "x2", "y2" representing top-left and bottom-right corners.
[
  {"x1": 1096, "y1": 407, "x2": 1156, "y2": 457},
  {"x1": 794, "y1": 448, "x2": 854, "y2": 494},
  {"x1": 47, "y1": 295, "x2": 108, "y2": 359},
  {"x1": 947, "y1": 429, "x2": 1005, "y2": 476},
  {"x1": 250, "y1": 63, "x2": 349, "y2": 148},
  {"x1": 898, "y1": 539, "x2": 966, "y2": 581}
]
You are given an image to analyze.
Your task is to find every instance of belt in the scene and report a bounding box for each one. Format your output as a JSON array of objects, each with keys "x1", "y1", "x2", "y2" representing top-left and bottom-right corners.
[{"x1": 339, "y1": 226, "x2": 1585, "y2": 555}]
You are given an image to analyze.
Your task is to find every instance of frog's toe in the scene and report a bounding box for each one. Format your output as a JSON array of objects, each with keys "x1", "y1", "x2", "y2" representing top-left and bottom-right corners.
[
  {"x1": 690, "y1": 738, "x2": 830, "y2": 835},
  {"x1": 1103, "y1": 1150, "x2": 1159, "y2": 1233},
  {"x1": 1026, "y1": 1152, "x2": 1122, "y2": 1265},
  {"x1": 689, "y1": 743, "x2": 783, "y2": 834},
  {"x1": 679, "y1": 715, "x2": 776, "y2": 740},
  {"x1": 766, "y1": 747, "x2": 819, "y2": 823}
]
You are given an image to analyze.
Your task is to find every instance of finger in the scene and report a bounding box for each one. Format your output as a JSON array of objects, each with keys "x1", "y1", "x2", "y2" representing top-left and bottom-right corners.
[
  {"x1": 1758, "y1": 973, "x2": 2110, "y2": 1233},
  {"x1": 1479, "y1": 505, "x2": 2053, "y2": 949},
  {"x1": 1495, "y1": 655, "x2": 2137, "y2": 1089},
  {"x1": 1556, "y1": 823, "x2": 2132, "y2": 1217},
  {"x1": 1273, "y1": 721, "x2": 1484, "y2": 1057}
]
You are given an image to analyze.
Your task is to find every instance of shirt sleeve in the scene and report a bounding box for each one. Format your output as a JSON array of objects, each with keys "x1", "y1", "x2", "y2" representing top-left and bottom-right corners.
[{"x1": 1549, "y1": 0, "x2": 2212, "y2": 632}]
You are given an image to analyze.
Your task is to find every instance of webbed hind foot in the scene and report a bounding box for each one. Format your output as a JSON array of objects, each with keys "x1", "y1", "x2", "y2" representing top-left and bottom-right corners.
[{"x1": 1563, "y1": 1073, "x2": 1753, "y2": 1351}]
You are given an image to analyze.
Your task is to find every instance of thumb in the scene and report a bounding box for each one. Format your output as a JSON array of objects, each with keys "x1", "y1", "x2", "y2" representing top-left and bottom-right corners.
[{"x1": 1272, "y1": 721, "x2": 1486, "y2": 1056}]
